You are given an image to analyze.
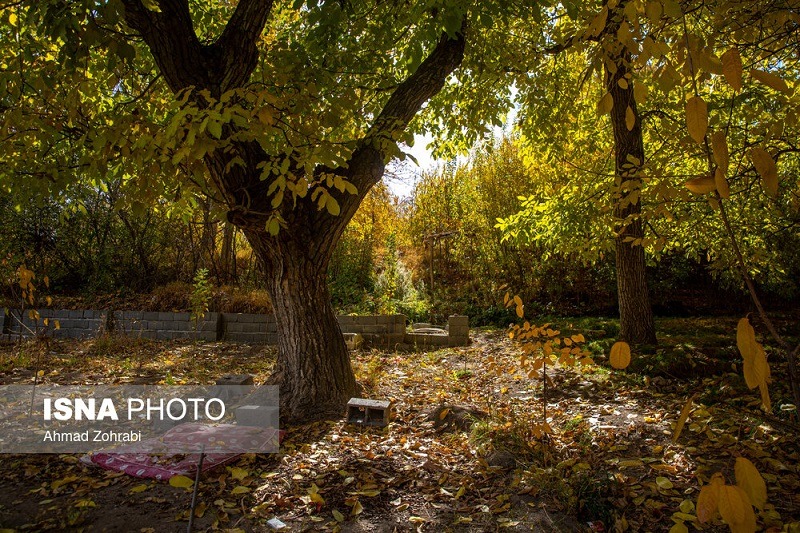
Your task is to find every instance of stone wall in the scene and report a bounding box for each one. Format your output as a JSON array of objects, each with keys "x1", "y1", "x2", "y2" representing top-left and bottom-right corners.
[{"x1": 0, "y1": 309, "x2": 467, "y2": 348}]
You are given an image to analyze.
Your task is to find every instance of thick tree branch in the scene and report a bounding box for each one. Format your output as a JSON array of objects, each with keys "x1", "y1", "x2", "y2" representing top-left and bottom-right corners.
[
  {"x1": 121, "y1": 0, "x2": 274, "y2": 95},
  {"x1": 213, "y1": 0, "x2": 275, "y2": 91},
  {"x1": 367, "y1": 21, "x2": 466, "y2": 143},
  {"x1": 308, "y1": 20, "x2": 467, "y2": 253},
  {"x1": 121, "y1": 0, "x2": 208, "y2": 92}
]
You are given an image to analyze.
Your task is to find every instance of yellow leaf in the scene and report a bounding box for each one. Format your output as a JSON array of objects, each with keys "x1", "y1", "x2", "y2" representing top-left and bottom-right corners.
[
  {"x1": 587, "y1": 6, "x2": 608, "y2": 37},
  {"x1": 758, "y1": 381, "x2": 771, "y2": 412},
  {"x1": 326, "y1": 196, "x2": 341, "y2": 216},
  {"x1": 697, "y1": 475, "x2": 723, "y2": 523},
  {"x1": 169, "y1": 475, "x2": 194, "y2": 489},
  {"x1": 684, "y1": 175, "x2": 716, "y2": 195},
  {"x1": 729, "y1": 486, "x2": 757, "y2": 533},
  {"x1": 750, "y1": 147, "x2": 778, "y2": 198},
  {"x1": 711, "y1": 131, "x2": 729, "y2": 174},
  {"x1": 439, "y1": 408, "x2": 450, "y2": 420},
  {"x1": 625, "y1": 106, "x2": 635, "y2": 131},
  {"x1": 232, "y1": 486, "x2": 251, "y2": 495},
  {"x1": 672, "y1": 394, "x2": 696, "y2": 443},
  {"x1": 718, "y1": 484, "x2": 746, "y2": 526},
  {"x1": 229, "y1": 467, "x2": 248, "y2": 481},
  {"x1": 743, "y1": 343, "x2": 769, "y2": 390},
  {"x1": 656, "y1": 477, "x2": 674, "y2": 490},
  {"x1": 333, "y1": 509, "x2": 345, "y2": 522},
  {"x1": 194, "y1": 501, "x2": 207, "y2": 518},
  {"x1": 455, "y1": 486, "x2": 466, "y2": 499},
  {"x1": 9, "y1": 13, "x2": 18, "y2": 26},
  {"x1": 645, "y1": 1, "x2": 662, "y2": 22},
  {"x1": 633, "y1": 82, "x2": 648, "y2": 105},
  {"x1": 721, "y1": 48, "x2": 743, "y2": 92},
  {"x1": 736, "y1": 318, "x2": 757, "y2": 361},
  {"x1": 515, "y1": 303, "x2": 524, "y2": 318},
  {"x1": 74, "y1": 499, "x2": 96, "y2": 508},
  {"x1": 679, "y1": 499, "x2": 695, "y2": 514},
  {"x1": 668, "y1": 523, "x2": 689, "y2": 533},
  {"x1": 714, "y1": 168, "x2": 730, "y2": 199},
  {"x1": 351, "y1": 500, "x2": 363, "y2": 516},
  {"x1": 129, "y1": 484, "x2": 149, "y2": 494},
  {"x1": 750, "y1": 69, "x2": 791, "y2": 94},
  {"x1": 686, "y1": 96, "x2": 708, "y2": 144},
  {"x1": 609, "y1": 341, "x2": 631, "y2": 370},
  {"x1": 597, "y1": 92, "x2": 613, "y2": 116},
  {"x1": 734, "y1": 458, "x2": 767, "y2": 510}
]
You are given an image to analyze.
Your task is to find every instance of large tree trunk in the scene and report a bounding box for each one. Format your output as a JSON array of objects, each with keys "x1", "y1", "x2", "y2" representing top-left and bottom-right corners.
[
  {"x1": 606, "y1": 46, "x2": 657, "y2": 345},
  {"x1": 246, "y1": 227, "x2": 356, "y2": 422},
  {"x1": 121, "y1": 0, "x2": 466, "y2": 423}
]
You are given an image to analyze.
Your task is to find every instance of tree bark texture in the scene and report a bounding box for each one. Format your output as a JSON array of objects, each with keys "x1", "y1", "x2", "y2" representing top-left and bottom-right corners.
[
  {"x1": 605, "y1": 44, "x2": 657, "y2": 345},
  {"x1": 121, "y1": 0, "x2": 466, "y2": 422}
]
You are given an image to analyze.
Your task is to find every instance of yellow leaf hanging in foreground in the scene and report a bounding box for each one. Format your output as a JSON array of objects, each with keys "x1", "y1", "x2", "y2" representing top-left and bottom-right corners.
[
  {"x1": 734, "y1": 458, "x2": 767, "y2": 510},
  {"x1": 685, "y1": 96, "x2": 708, "y2": 144},
  {"x1": 609, "y1": 341, "x2": 631, "y2": 369}
]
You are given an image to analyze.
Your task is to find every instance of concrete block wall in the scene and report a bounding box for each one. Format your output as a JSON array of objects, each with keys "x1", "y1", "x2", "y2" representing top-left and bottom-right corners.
[
  {"x1": 223, "y1": 313, "x2": 279, "y2": 344},
  {"x1": 1, "y1": 310, "x2": 468, "y2": 348},
  {"x1": 338, "y1": 314, "x2": 406, "y2": 346},
  {"x1": 403, "y1": 315, "x2": 470, "y2": 348}
]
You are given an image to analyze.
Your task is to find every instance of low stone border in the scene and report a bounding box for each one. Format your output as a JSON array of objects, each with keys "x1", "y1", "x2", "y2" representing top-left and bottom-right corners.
[{"x1": 0, "y1": 309, "x2": 469, "y2": 348}]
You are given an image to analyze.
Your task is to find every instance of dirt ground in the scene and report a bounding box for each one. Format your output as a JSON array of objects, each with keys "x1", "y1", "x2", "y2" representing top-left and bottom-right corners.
[{"x1": 0, "y1": 320, "x2": 798, "y2": 532}]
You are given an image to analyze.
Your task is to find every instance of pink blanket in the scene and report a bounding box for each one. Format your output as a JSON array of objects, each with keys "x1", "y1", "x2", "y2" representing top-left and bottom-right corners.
[{"x1": 81, "y1": 423, "x2": 280, "y2": 480}]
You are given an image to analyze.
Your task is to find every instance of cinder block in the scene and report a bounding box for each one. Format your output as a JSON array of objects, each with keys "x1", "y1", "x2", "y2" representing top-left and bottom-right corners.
[
  {"x1": 265, "y1": 333, "x2": 279, "y2": 345},
  {"x1": 158, "y1": 312, "x2": 173, "y2": 321},
  {"x1": 448, "y1": 335, "x2": 469, "y2": 347},
  {"x1": 227, "y1": 323, "x2": 245, "y2": 333},
  {"x1": 347, "y1": 398, "x2": 391, "y2": 427},
  {"x1": 449, "y1": 326, "x2": 469, "y2": 337},
  {"x1": 405, "y1": 333, "x2": 448, "y2": 346},
  {"x1": 375, "y1": 315, "x2": 392, "y2": 325},
  {"x1": 173, "y1": 312, "x2": 191, "y2": 322},
  {"x1": 387, "y1": 334, "x2": 405, "y2": 346},
  {"x1": 226, "y1": 313, "x2": 243, "y2": 323},
  {"x1": 197, "y1": 330, "x2": 216, "y2": 342},
  {"x1": 143, "y1": 312, "x2": 160, "y2": 321},
  {"x1": 448, "y1": 315, "x2": 469, "y2": 328},
  {"x1": 337, "y1": 315, "x2": 355, "y2": 325},
  {"x1": 363, "y1": 325, "x2": 388, "y2": 334},
  {"x1": 344, "y1": 333, "x2": 363, "y2": 350}
]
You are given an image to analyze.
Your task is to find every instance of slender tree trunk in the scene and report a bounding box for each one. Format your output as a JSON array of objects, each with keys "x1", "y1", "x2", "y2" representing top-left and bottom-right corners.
[
  {"x1": 220, "y1": 222, "x2": 235, "y2": 284},
  {"x1": 606, "y1": 47, "x2": 657, "y2": 345},
  {"x1": 244, "y1": 226, "x2": 357, "y2": 423}
]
